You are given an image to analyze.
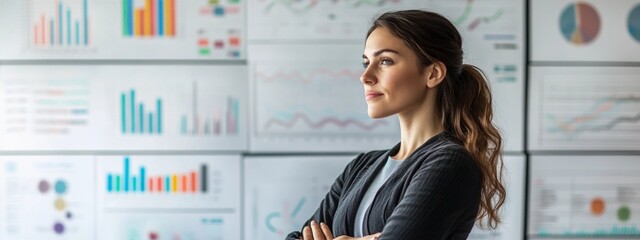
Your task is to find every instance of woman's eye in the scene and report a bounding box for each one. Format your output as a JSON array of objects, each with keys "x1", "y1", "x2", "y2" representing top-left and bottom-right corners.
[
  {"x1": 381, "y1": 59, "x2": 393, "y2": 65},
  {"x1": 362, "y1": 62, "x2": 369, "y2": 68}
]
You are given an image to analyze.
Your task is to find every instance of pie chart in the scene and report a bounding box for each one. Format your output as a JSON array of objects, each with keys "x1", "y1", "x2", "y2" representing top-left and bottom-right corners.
[
  {"x1": 559, "y1": 2, "x2": 601, "y2": 45},
  {"x1": 629, "y1": 4, "x2": 640, "y2": 42}
]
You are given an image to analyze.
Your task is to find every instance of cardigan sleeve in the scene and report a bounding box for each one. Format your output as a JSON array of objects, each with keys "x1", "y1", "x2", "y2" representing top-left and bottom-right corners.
[
  {"x1": 285, "y1": 153, "x2": 365, "y2": 240},
  {"x1": 377, "y1": 149, "x2": 482, "y2": 240}
]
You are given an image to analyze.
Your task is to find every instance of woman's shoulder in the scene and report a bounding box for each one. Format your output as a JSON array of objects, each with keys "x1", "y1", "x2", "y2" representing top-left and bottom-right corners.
[{"x1": 412, "y1": 132, "x2": 475, "y2": 165}]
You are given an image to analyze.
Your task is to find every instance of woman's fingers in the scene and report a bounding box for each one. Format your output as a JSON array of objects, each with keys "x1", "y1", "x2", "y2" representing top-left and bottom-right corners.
[
  {"x1": 303, "y1": 225, "x2": 312, "y2": 240},
  {"x1": 320, "y1": 222, "x2": 334, "y2": 239},
  {"x1": 311, "y1": 220, "x2": 326, "y2": 240}
]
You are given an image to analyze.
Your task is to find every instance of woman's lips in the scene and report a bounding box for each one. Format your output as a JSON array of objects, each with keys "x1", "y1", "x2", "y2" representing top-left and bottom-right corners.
[{"x1": 365, "y1": 91, "x2": 383, "y2": 100}]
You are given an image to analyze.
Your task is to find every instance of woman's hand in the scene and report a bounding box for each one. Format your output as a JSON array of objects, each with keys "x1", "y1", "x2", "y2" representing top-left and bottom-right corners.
[{"x1": 301, "y1": 220, "x2": 381, "y2": 240}]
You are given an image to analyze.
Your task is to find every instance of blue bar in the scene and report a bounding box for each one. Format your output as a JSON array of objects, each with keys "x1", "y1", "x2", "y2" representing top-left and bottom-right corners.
[
  {"x1": 50, "y1": 20, "x2": 54, "y2": 45},
  {"x1": 139, "y1": 103, "x2": 144, "y2": 133},
  {"x1": 76, "y1": 21, "x2": 79, "y2": 45},
  {"x1": 107, "y1": 174, "x2": 112, "y2": 192},
  {"x1": 165, "y1": 176, "x2": 170, "y2": 192},
  {"x1": 127, "y1": 0, "x2": 133, "y2": 36},
  {"x1": 158, "y1": 0, "x2": 164, "y2": 36},
  {"x1": 121, "y1": 93, "x2": 126, "y2": 133},
  {"x1": 84, "y1": 0, "x2": 88, "y2": 44},
  {"x1": 124, "y1": 157, "x2": 130, "y2": 192},
  {"x1": 133, "y1": 176, "x2": 137, "y2": 192},
  {"x1": 67, "y1": 8, "x2": 71, "y2": 45},
  {"x1": 131, "y1": 90, "x2": 135, "y2": 133},
  {"x1": 149, "y1": 113, "x2": 153, "y2": 133},
  {"x1": 157, "y1": 99, "x2": 162, "y2": 133},
  {"x1": 140, "y1": 166, "x2": 146, "y2": 192},
  {"x1": 181, "y1": 115, "x2": 187, "y2": 134},
  {"x1": 59, "y1": 2, "x2": 63, "y2": 45}
]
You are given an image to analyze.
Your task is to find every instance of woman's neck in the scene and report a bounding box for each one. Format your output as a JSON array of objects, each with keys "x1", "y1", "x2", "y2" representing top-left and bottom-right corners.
[{"x1": 392, "y1": 92, "x2": 444, "y2": 160}]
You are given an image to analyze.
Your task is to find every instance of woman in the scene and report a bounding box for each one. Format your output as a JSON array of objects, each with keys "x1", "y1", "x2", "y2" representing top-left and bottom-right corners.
[{"x1": 286, "y1": 9, "x2": 505, "y2": 240}]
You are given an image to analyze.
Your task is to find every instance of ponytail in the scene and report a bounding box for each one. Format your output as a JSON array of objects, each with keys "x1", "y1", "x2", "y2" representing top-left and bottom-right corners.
[{"x1": 437, "y1": 64, "x2": 505, "y2": 229}]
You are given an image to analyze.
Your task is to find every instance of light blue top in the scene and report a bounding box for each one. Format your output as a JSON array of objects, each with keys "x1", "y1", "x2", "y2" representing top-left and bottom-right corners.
[{"x1": 354, "y1": 156, "x2": 403, "y2": 237}]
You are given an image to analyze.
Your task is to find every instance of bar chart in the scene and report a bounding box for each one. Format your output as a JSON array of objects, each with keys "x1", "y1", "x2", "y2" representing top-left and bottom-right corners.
[
  {"x1": 97, "y1": 155, "x2": 240, "y2": 210},
  {"x1": 180, "y1": 81, "x2": 240, "y2": 136},
  {"x1": 29, "y1": 0, "x2": 90, "y2": 48},
  {"x1": 122, "y1": 0, "x2": 176, "y2": 38},
  {"x1": 106, "y1": 156, "x2": 207, "y2": 194},
  {"x1": 120, "y1": 89, "x2": 163, "y2": 135}
]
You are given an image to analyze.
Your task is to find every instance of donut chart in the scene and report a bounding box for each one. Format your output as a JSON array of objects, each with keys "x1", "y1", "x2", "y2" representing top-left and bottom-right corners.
[
  {"x1": 560, "y1": 2, "x2": 601, "y2": 45},
  {"x1": 629, "y1": 4, "x2": 640, "y2": 42}
]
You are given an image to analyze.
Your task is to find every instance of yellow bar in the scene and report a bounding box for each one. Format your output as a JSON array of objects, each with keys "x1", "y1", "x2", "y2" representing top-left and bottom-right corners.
[
  {"x1": 144, "y1": 0, "x2": 151, "y2": 36},
  {"x1": 172, "y1": 174, "x2": 177, "y2": 192}
]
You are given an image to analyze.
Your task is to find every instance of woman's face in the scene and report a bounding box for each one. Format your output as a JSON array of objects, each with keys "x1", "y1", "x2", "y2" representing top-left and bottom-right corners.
[{"x1": 361, "y1": 27, "x2": 430, "y2": 119}]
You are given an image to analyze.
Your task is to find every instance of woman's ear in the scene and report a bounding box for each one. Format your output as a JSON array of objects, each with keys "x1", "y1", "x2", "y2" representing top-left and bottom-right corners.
[{"x1": 424, "y1": 61, "x2": 447, "y2": 88}]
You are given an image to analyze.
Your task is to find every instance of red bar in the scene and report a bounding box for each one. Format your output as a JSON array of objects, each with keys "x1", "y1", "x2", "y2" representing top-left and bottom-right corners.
[
  {"x1": 149, "y1": 178, "x2": 154, "y2": 192},
  {"x1": 150, "y1": 0, "x2": 155, "y2": 36},
  {"x1": 157, "y1": 176, "x2": 163, "y2": 192},
  {"x1": 137, "y1": 9, "x2": 144, "y2": 37},
  {"x1": 181, "y1": 175, "x2": 187, "y2": 192},
  {"x1": 191, "y1": 171, "x2": 197, "y2": 193},
  {"x1": 41, "y1": 15, "x2": 45, "y2": 45},
  {"x1": 169, "y1": 0, "x2": 175, "y2": 36}
]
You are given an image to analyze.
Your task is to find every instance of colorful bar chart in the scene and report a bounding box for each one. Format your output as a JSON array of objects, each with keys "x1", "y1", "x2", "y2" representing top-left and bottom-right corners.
[
  {"x1": 31, "y1": 0, "x2": 90, "y2": 47},
  {"x1": 122, "y1": 0, "x2": 176, "y2": 37},
  {"x1": 180, "y1": 81, "x2": 239, "y2": 136},
  {"x1": 120, "y1": 89, "x2": 163, "y2": 135},
  {"x1": 106, "y1": 156, "x2": 208, "y2": 194}
]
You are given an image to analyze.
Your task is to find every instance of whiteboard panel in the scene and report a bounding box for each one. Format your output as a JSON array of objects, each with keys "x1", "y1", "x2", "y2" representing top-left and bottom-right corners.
[
  {"x1": 244, "y1": 155, "x2": 352, "y2": 240},
  {"x1": 529, "y1": 155, "x2": 640, "y2": 239},
  {"x1": 0, "y1": 156, "x2": 95, "y2": 239},
  {"x1": 0, "y1": 65, "x2": 249, "y2": 151},
  {"x1": 531, "y1": 0, "x2": 640, "y2": 62},
  {"x1": 0, "y1": 0, "x2": 246, "y2": 59},
  {"x1": 529, "y1": 66, "x2": 640, "y2": 151}
]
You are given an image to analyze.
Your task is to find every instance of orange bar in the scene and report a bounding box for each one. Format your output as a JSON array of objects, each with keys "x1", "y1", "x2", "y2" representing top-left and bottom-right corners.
[
  {"x1": 41, "y1": 15, "x2": 45, "y2": 44},
  {"x1": 144, "y1": 0, "x2": 151, "y2": 36},
  {"x1": 165, "y1": 0, "x2": 174, "y2": 36},
  {"x1": 149, "y1": 0, "x2": 155, "y2": 35},
  {"x1": 149, "y1": 178, "x2": 154, "y2": 192},
  {"x1": 181, "y1": 175, "x2": 187, "y2": 192},
  {"x1": 157, "y1": 176, "x2": 162, "y2": 192},
  {"x1": 135, "y1": 8, "x2": 143, "y2": 36},
  {"x1": 190, "y1": 171, "x2": 197, "y2": 193}
]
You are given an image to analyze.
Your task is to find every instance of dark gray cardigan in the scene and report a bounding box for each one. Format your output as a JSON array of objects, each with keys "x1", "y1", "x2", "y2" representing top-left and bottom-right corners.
[{"x1": 286, "y1": 132, "x2": 482, "y2": 240}]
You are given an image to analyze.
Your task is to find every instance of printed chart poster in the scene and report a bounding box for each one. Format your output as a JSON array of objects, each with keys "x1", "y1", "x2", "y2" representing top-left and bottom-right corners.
[
  {"x1": 250, "y1": 43, "x2": 400, "y2": 152},
  {"x1": 96, "y1": 155, "x2": 241, "y2": 240},
  {"x1": 0, "y1": 65, "x2": 108, "y2": 150},
  {"x1": 0, "y1": 0, "x2": 246, "y2": 59},
  {"x1": 103, "y1": 65, "x2": 248, "y2": 151},
  {"x1": 0, "y1": 156, "x2": 95, "y2": 240},
  {"x1": 529, "y1": 66, "x2": 640, "y2": 151},
  {"x1": 529, "y1": 155, "x2": 640, "y2": 239},
  {"x1": 244, "y1": 155, "x2": 352, "y2": 240},
  {"x1": 531, "y1": 0, "x2": 640, "y2": 62},
  {"x1": 468, "y1": 155, "x2": 525, "y2": 240}
]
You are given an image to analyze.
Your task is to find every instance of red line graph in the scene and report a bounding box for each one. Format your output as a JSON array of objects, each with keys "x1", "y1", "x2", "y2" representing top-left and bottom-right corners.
[
  {"x1": 256, "y1": 68, "x2": 363, "y2": 84},
  {"x1": 264, "y1": 113, "x2": 388, "y2": 131}
]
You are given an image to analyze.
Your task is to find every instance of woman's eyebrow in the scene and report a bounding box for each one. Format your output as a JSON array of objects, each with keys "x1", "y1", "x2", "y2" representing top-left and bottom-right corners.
[{"x1": 362, "y1": 48, "x2": 400, "y2": 59}]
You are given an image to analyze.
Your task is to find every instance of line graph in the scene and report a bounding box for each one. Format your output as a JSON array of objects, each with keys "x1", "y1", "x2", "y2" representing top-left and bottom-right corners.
[
  {"x1": 253, "y1": 63, "x2": 397, "y2": 137},
  {"x1": 531, "y1": 67, "x2": 640, "y2": 150},
  {"x1": 451, "y1": 0, "x2": 506, "y2": 31},
  {"x1": 264, "y1": 113, "x2": 390, "y2": 132}
]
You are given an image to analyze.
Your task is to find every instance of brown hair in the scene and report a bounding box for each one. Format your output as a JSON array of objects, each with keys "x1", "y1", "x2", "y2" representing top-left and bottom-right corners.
[{"x1": 366, "y1": 10, "x2": 505, "y2": 228}]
